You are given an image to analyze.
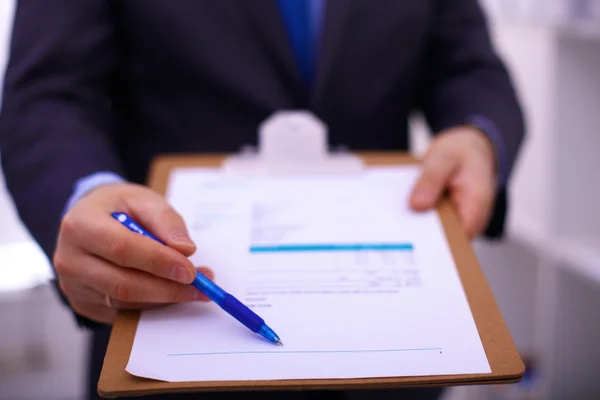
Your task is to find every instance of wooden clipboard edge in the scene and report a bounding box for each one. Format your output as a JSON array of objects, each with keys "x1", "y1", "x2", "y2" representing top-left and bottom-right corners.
[
  {"x1": 98, "y1": 152, "x2": 525, "y2": 398},
  {"x1": 100, "y1": 369, "x2": 523, "y2": 399}
]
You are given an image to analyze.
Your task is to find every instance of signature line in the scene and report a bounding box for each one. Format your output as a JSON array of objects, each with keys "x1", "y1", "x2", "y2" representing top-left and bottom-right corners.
[{"x1": 167, "y1": 347, "x2": 442, "y2": 357}]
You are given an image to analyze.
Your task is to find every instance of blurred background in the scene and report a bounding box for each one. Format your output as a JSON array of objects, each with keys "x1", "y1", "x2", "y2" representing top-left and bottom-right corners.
[{"x1": 1, "y1": 0, "x2": 599, "y2": 399}]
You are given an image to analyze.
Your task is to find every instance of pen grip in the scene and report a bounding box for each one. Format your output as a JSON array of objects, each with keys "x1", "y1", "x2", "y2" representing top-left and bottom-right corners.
[{"x1": 219, "y1": 294, "x2": 264, "y2": 333}]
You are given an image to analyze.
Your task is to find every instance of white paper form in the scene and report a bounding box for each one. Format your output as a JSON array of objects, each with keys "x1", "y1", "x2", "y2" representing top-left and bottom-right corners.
[{"x1": 126, "y1": 166, "x2": 490, "y2": 382}]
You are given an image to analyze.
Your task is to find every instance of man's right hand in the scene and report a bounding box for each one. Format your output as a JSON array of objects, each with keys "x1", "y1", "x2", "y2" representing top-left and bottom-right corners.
[{"x1": 53, "y1": 183, "x2": 214, "y2": 324}]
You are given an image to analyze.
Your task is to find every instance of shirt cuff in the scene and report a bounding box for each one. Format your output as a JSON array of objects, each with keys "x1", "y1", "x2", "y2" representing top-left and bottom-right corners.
[
  {"x1": 63, "y1": 172, "x2": 126, "y2": 216},
  {"x1": 466, "y1": 115, "x2": 509, "y2": 188}
]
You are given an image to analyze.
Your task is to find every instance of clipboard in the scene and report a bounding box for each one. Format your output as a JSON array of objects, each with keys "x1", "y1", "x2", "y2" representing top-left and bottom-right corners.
[{"x1": 97, "y1": 112, "x2": 525, "y2": 398}]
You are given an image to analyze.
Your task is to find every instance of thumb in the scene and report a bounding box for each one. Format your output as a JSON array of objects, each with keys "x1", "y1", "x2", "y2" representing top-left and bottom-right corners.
[
  {"x1": 125, "y1": 188, "x2": 196, "y2": 257},
  {"x1": 410, "y1": 150, "x2": 459, "y2": 211}
]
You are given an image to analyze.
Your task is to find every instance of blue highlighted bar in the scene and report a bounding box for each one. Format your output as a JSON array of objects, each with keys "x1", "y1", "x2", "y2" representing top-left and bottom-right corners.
[{"x1": 249, "y1": 243, "x2": 414, "y2": 253}]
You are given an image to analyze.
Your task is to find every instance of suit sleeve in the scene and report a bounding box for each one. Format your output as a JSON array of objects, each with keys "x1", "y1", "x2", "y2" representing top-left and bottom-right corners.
[
  {"x1": 417, "y1": 0, "x2": 526, "y2": 238},
  {"x1": 0, "y1": 0, "x2": 123, "y2": 260}
]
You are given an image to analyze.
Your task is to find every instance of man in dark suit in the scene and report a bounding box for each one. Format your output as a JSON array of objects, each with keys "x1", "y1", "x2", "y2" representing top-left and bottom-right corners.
[{"x1": 0, "y1": 1, "x2": 524, "y2": 399}]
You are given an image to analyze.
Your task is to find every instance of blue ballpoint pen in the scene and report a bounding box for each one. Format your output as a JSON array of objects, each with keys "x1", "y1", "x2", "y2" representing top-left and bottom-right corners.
[{"x1": 111, "y1": 212, "x2": 283, "y2": 345}]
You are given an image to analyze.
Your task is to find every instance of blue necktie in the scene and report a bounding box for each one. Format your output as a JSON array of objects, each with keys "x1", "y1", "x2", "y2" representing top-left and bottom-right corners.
[{"x1": 277, "y1": 0, "x2": 314, "y2": 89}]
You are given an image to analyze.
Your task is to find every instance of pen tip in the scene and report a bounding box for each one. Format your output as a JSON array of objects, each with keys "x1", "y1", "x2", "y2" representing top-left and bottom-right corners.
[{"x1": 277, "y1": 340, "x2": 283, "y2": 346}]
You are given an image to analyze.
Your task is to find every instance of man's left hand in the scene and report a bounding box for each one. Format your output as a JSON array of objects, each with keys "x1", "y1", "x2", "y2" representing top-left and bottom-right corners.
[{"x1": 409, "y1": 126, "x2": 498, "y2": 239}]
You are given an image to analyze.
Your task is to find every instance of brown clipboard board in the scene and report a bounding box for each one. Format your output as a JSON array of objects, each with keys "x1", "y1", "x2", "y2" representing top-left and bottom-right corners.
[{"x1": 97, "y1": 152, "x2": 525, "y2": 398}]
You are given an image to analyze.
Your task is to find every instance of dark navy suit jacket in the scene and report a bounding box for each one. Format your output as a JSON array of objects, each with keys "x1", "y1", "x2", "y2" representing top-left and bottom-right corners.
[{"x1": 0, "y1": 0, "x2": 524, "y2": 312}]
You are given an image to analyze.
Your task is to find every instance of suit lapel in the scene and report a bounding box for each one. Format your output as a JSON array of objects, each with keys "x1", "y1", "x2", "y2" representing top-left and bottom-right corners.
[
  {"x1": 238, "y1": 0, "x2": 305, "y2": 96},
  {"x1": 312, "y1": 0, "x2": 352, "y2": 103}
]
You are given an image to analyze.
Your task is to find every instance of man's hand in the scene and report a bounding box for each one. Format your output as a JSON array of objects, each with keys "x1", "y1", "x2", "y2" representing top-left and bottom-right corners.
[
  {"x1": 53, "y1": 183, "x2": 213, "y2": 324},
  {"x1": 410, "y1": 126, "x2": 498, "y2": 239}
]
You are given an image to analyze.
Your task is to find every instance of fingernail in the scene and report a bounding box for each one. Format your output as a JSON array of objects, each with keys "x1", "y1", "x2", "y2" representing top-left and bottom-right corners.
[
  {"x1": 197, "y1": 266, "x2": 214, "y2": 281},
  {"x1": 171, "y1": 266, "x2": 192, "y2": 283},
  {"x1": 172, "y1": 231, "x2": 195, "y2": 248},
  {"x1": 413, "y1": 191, "x2": 430, "y2": 204},
  {"x1": 413, "y1": 191, "x2": 425, "y2": 201}
]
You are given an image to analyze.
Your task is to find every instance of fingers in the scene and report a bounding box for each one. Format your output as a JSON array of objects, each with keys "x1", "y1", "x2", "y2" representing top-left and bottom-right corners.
[
  {"x1": 408, "y1": 127, "x2": 497, "y2": 239},
  {"x1": 60, "y1": 210, "x2": 197, "y2": 284},
  {"x1": 58, "y1": 253, "x2": 212, "y2": 306},
  {"x1": 59, "y1": 278, "x2": 160, "y2": 310},
  {"x1": 410, "y1": 146, "x2": 459, "y2": 210},
  {"x1": 125, "y1": 190, "x2": 197, "y2": 256},
  {"x1": 54, "y1": 183, "x2": 215, "y2": 324},
  {"x1": 450, "y1": 173, "x2": 494, "y2": 238},
  {"x1": 71, "y1": 300, "x2": 117, "y2": 325}
]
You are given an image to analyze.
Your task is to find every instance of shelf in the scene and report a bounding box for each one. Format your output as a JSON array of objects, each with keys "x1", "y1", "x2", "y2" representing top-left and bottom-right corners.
[
  {"x1": 556, "y1": 236, "x2": 600, "y2": 285},
  {"x1": 489, "y1": 18, "x2": 600, "y2": 41},
  {"x1": 508, "y1": 221, "x2": 600, "y2": 285},
  {"x1": 549, "y1": 267, "x2": 600, "y2": 398},
  {"x1": 507, "y1": 214, "x2": 550, "y2": 256},
  {"x1": 557, "y1": 20, "x2": 600, "y2": 40},
  {"x1": 482, "y1": 0, "x2": 600, "y2": 41}
]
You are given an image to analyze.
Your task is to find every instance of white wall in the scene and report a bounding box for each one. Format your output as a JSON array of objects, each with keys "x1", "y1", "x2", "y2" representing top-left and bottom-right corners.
[{"x1": 489, "y1": 23, "x2": 555, "y2": 243}]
